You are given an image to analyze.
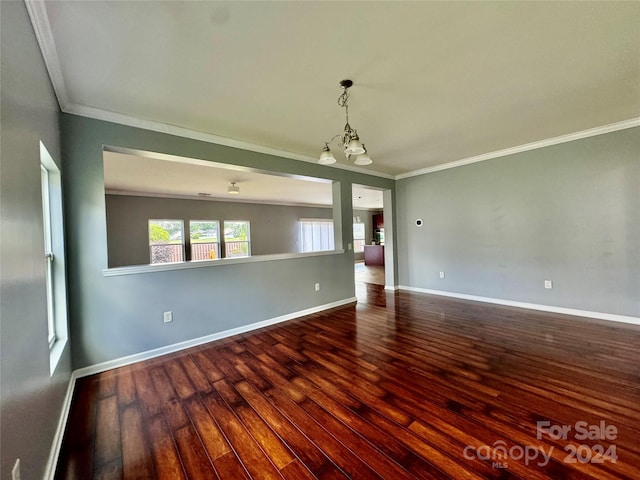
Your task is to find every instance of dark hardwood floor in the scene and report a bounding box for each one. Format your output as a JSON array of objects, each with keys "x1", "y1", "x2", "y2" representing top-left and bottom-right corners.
[
  {"x1": 55, "y1": 286, "x2": 640, "y2": 479},
  {"x1": 354, "y1": 263, "x2": 385, "y2": 286}
]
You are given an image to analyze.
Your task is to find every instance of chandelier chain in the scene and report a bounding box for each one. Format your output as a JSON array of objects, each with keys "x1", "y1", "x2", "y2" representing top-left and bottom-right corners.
[
  {"x1": 318, "y1": 79, "x2": 371, "y2": 166},
  {"x1": 338, "y1": 89, "x2": 350, "y2": 124}
]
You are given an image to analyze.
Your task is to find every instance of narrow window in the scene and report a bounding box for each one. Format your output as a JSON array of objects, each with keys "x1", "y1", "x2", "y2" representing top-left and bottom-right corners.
[
  {"x1": 40, "y1": 165, "x2": 56, "y2": 348},
  {"x1": 40, "y1": 142, "x2": 69, "y2": 376},
  {"x1": 149, "y1": 219, "x2": 185, "y2": 264},
  {"x1": 190, "y1": 220, "x2": 220, "y2": 260},
  {"x1": 353, "y1": 222, "x2": 365, "y2": 253},
  {"x1": 223, "y1": 221, "x2": 251, "y2": 258},
  {"x1": 299, "y1": 219, "x2": 335, "y2": 253}
]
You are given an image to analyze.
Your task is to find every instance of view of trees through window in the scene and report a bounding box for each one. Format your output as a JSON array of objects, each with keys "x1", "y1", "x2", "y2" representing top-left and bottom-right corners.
[
  {"x1": 190, "y1": 221, "x2": 220, "y2": 260},
  {"x1": 149, "y1": 220, "x2": 184, "y2": 264},
  {"x1": 149, "y1": 219, "x2": 251, "y2": 263},
  {"x1": 224, "y1": 221, "x2": 251, "y2": 258}
]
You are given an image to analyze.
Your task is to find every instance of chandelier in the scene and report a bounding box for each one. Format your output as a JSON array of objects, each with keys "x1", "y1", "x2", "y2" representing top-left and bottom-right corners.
[{"x1": 318, "y1": 80, "x2": 372, "y2": 166}]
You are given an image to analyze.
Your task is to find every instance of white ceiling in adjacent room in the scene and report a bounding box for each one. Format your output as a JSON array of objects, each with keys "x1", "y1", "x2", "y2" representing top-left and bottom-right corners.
[{"x1": 104, "y1": 151, "x2": 384, "y2": 210}]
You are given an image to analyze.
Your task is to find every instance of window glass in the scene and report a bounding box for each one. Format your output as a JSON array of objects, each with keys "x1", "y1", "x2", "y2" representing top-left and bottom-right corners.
[
  {"x1": 41, "y1": 165, "x2": 55, "y2": 347},
  {"x1": 299, "y1": 219, "x2": 334, "y2": 253},
  {"x1": 353, "y1": 223, "x2": 365, "y2": 253},
  {"x1": 149, "y1": 220, "x2": 184, "y2": 263},
  {"x1": 224, "y1": 221, "x2": 251, "y2": 258},
  {"x1": 190, "y1": 220, "x2": 220, "y2": 260},
  {"x1": 40, "y1": 141, "x2": 70, "y2": 376}
]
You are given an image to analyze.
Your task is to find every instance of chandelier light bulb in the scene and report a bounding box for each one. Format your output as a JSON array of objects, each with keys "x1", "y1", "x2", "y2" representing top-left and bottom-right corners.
[
  {"x1": 354, "y1": 152, "x2": 372, "y2": 166},
  {"x1": 318, "y1": 144, "x2": 337, "y2": 165},
  {"x1": 353, "y1": 144, "x2": 373, "y2": 165},
  {"x1": 345, "y1": 136, "x2": 365, "y2": 156},
  {"x1": 318, "y1": 80, "x2": 372, "y2": 166}
]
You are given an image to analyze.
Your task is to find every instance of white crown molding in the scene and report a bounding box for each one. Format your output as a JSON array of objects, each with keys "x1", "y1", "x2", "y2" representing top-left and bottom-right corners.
[
  {"x1": 398, "y1": 286, "x2": 640, "y2": 326},
  {"x1": 395, "y1": 117, "x2": 640, "y2": 180},
  {"x1": 25, "y1": 0, "x2": 70, "y2": 108},
  {"x1": 66, "y1": 102, "x2": 396, "y2": 180},
  {"x1": 25, "y1": 0, "x2": 394, "y2": 180},
  {"x1": 26, "y1": 0, "x2": 636, "y2": 183}
]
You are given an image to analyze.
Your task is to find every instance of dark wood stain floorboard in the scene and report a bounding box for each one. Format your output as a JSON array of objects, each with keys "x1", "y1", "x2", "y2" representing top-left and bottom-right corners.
[{"x1": 55, "y1": 286, "x2": 640, "y2": 479}]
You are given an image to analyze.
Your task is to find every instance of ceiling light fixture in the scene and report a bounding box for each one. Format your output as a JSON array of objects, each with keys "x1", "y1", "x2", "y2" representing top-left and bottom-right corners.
[
  {"x1": 318, "y1": 80, "x2": 373, "y2": 167},
  {"x1": 227, "y1": 182, "x2": 240, "y2": 195}
]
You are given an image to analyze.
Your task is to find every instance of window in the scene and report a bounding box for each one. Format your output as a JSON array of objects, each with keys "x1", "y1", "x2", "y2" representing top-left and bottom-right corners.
[
  {"x1": 41, "y1": 165, "x2": 56, "y2": 348},
  {"x1": 40, "y1": 142, "x2": 69, "y2": 375},
  {"x1": 190, "y1": 220, "x2": 220, "y2": 260},
  {"x1": 299, "y1": 219, "x2": 335, "y2": 253},
  {"x1": 224, "y1": 221, "x2": 251, "y2": 258},
  {"x1": 353, "y1": 222, "x2": 365, "y2": 253},
  {"x1": 149, "y1": 220, "x2": 184, "y2": 264}
]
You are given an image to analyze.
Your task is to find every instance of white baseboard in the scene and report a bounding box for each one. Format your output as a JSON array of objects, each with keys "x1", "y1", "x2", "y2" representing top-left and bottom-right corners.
[
  {"x1": 45, "y1": 296, "x2": 356, "y2": 479},
  {"x1": 74, "y1": 296, "x2": 356, "y2": 379},
  {"x1": 43, "y1": 370, "x2": 78, "y2": 480},
  {"x1": 384, "y1": 285, "x2": 399, "y2": 291},
  {"x1": 398, "y1": 286, "x2": 640, "y2": 326}
]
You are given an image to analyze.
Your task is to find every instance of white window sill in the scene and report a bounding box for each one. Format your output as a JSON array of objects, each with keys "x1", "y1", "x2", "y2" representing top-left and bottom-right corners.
[
  {"x1": 49, "y1": 337, "x2": 68, "y2": 377},
  {"x1": 103, "y1": 249, "x2": 346, "y2": 277}
]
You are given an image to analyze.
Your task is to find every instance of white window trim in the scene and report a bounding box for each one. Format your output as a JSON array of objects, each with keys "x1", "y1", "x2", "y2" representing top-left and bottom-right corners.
[
  {"x1": 40, "y1": 142, "x2": 69, "y2": 376},
  {"x1": 223, "y1": 220, "x2": 251, "y2": 258},
  {"x1": 41, "y1": 165, "x2": 56, "y2": 348},
  {"x1": 189, "y1": 220, "x2": 221, "y2": 261},
  {"x1": 353, "y1": 222, "x2": 366, "y2": 253},
  {"x1": 299, "y1": 218, "x2": 335, "y2": 253},
  {"x1": 148, "y1": 219, "x2": 185, "y2": 264}
]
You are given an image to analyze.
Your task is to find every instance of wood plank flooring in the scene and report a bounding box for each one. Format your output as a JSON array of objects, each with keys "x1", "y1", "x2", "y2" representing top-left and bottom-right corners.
[
  {"x1": 354, "y1": 263, "x2": 385, "y2": 286},
  {"x1": 55, "y1": 286, "x2": 640, "y2": 479}
]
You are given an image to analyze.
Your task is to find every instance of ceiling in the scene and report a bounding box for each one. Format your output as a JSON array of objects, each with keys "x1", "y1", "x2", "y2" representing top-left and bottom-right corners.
[
  {"x1": 31, "y1": 1, "x2": 639, "y2": 177},
  {"x1": 104, "y1": 150, "x2": 384, "y2": 210}
]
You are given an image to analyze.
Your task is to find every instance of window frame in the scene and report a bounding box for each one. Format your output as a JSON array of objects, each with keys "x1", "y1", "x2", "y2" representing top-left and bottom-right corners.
[
  {"x1": 353, "y1": 222, "x2": 366, "y2": 253},
  {"x1": 189, "y1": 220, "x2": 221, "y2": 261},
  {"x1": 223, "y1": 220, "x2": 251, "y2": 258},
  {"x1": 40, "y1": 164, "x2": 56, "y2": 349},
  {"x1": 299, "y1": 218, "x2": 335, "y2": 253},
  {"x1": 40, "y1": 142, "x2": 69, "y2": 376},
  {"x1": 148, "y1": 219, "x2": 185, "y2": 264}
]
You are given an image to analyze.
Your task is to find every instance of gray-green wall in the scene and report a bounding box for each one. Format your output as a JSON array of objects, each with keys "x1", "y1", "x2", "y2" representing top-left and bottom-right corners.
[
  {"x1": 397, "y1": 127, "x2": 640, "y2": 317},
  {"x1": 62, "y1": 114, "x2": 395, "y2": 369},
  {"x1": 0, "y1": 1, "x2": 72, "y2": 478},
  {"x1": 106, "y1": 194, "x2": 333, "y2": 267}
]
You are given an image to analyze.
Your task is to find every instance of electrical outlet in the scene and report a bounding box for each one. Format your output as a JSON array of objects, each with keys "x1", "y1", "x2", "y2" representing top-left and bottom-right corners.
[
  {"x1": 544, "y1": 280, "x2": 553, "y2": 289},
  {"x1": 163, "y1": 311, "x2": 173, "y2": 323},
  {"x1": 314, "y1": 283, "x2": 320, "y2": 292},
  {"x1": 12, "y1": 459, "x2": 20, "y2": 480},
  {"x1": 439, "y1": 271, "x2": 445, "y2": 279},
  {"x1": 347, "y1": 243, "x2": 352, "y2": 250}
]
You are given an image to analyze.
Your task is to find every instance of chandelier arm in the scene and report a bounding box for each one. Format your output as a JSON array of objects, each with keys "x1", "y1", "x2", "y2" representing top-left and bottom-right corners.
[
  {"x1": 324, "y1": 134, "x2": 343, "y2": 147},
  {"x1": 318, "y1": 79, "x2": 371, "y2": 166}
]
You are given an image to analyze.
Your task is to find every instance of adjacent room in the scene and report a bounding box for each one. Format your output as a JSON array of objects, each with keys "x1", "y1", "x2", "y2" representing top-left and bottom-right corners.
[{"x1": 1, "y1": 1, "x2": 639, "y2": 480}]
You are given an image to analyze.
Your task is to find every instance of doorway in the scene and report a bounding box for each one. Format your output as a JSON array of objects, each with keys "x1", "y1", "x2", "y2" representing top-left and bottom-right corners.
[{"x1": 352, "y1": 185, "x2": 387, "y2": 291}]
